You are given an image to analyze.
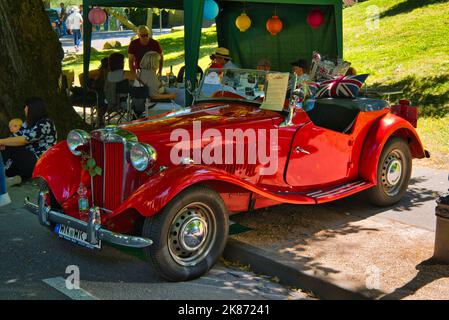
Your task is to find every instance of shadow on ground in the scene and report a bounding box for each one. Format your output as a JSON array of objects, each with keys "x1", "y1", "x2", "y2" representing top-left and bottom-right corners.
[
  {"x1": 380, "y1": 258, "x2": 449, "y2": 300},
  {"x1": 232, "y1": 172, "x2": 446, "y2": 299},
  {"x1": 367, "y1": 74, "x2": 449, "y2": 117},
  {"x1": 380, "y1": 0, "x2": 448, "y2": 18}
]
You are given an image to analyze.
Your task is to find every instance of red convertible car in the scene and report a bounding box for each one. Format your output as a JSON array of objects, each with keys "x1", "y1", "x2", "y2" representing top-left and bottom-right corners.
[{"x1": 25, "y1": 69, "x2": 429, "y2": 281}]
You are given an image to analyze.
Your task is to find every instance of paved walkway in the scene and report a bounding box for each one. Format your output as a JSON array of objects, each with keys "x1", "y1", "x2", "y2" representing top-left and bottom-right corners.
[
  {"x1": 0, "y1": 183, "x2": 308, "y2": 300},
  {"x1": 231, "y1": 165, "x2": 449, "y2": 299},
  {"x1": 60, "y1": 29, "x2": 171, "y2": 54}
]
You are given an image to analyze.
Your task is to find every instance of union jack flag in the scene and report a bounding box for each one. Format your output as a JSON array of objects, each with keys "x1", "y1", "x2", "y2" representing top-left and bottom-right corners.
[{"x1": 316, "y1": 74, "x2": 368, "y2": 99}]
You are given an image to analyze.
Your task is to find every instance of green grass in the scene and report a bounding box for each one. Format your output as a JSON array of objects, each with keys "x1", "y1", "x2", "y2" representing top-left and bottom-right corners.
[
  {"x1": 344, "y1": 0, "x2": 449, "y2": 117},
  {"x1": 416, "y1": 115, "x2": 449, "y2": 169}
]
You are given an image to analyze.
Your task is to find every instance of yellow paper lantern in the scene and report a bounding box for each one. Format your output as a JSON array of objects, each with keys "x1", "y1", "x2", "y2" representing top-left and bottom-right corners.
[{"x1": 235, "y1": 13, "x2": 251, "y2": 32}]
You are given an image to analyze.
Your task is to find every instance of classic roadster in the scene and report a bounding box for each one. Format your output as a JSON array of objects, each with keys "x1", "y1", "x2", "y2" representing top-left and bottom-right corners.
[{"x1": 25, "y1": 69, "x2": 429, "y2": 281}]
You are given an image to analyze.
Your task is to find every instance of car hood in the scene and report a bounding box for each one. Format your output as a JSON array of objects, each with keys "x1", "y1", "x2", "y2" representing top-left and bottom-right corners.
[{"x1": 118, "y1": 102, "x2": 284, "y2": 143}]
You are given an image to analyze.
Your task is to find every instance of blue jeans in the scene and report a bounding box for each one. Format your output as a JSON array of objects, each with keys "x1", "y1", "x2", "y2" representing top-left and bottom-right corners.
[
  {"x1": 61, "y1": 22, "x2": 67, "y2": 36},
  {"x1": 73, "y1": 29, "x2": 82, "y2": 46},
  {"x1": 104, "y1": 18, "x2": 109, "y2": 31},
  {"x1": 0, "y1": 154, "x2": 7, "y2": 195}
]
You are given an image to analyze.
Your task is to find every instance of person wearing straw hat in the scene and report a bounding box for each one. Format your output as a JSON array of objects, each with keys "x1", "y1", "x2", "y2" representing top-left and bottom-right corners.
[{"x1": 209, "y1": 47, "x2": 238, "y2": 69}]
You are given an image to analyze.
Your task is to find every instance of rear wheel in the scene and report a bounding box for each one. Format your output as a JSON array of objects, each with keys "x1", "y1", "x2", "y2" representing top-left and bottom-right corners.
[
  {"x1": 366, "y1": 137, "x2": 412, "y2": 206},
  {"x1": 142, "y1": 185, "x2": 228, "y2": 282}
]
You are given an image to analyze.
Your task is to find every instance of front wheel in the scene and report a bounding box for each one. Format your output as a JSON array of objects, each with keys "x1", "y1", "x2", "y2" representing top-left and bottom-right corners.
[
  {"x1": 142, "y1": 185, "x2": 228, "y2": 281},
  {"x1": 366, "y1": 137, "x2": 412, "y2": 206}
]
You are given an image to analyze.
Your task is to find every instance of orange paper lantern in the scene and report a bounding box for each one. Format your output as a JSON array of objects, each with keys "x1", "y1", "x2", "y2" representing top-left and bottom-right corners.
[{"x1": 266, "y1": 15, "x2": 283, "y2": 36}]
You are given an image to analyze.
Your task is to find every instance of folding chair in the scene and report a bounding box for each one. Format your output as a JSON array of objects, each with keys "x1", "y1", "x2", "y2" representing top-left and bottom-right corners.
[
  {"x1": 69, "y1": 86, "x2": 100, "y2": 126},
  {"x1": 104, "y1": 79, "x2": 132, "y2": 125},
  {"x1": 129, "y1": 85, "x2": 153, "y2": 119}
]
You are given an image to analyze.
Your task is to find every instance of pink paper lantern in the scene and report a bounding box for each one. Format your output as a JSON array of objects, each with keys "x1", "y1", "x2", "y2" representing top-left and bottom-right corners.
[
  {"x1": 307, "y1": 9, "x2": 324, "y2": 29},
  {"x1": 89, "y1": 7, "x2": 107, "y2": 25}
]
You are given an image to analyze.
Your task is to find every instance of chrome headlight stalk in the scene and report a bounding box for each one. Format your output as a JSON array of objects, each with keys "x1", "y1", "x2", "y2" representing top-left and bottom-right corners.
[
  {"x1": 130, "y1": 143, "x2": 157, "y2": 172},
  {"x1": 67, "y1": 129, "x2": 90, "y2": 156}
]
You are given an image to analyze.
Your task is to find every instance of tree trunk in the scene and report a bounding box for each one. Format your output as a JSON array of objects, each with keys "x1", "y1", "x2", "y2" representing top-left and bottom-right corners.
[
  {"x1": 0, "y1": 0, "x2": 87, "y2": 138},
  {"x1": 42, "y1": 0, "x2": 50, "y2": 9},
  {"x1": 146, "y1": 8, "x2": 154, "y2": 38}
]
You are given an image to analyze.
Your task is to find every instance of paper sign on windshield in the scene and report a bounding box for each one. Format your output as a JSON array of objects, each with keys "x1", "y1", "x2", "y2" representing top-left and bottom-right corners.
[{"x1": 260, "y1": 73, "x2": 290, "y2": 112}]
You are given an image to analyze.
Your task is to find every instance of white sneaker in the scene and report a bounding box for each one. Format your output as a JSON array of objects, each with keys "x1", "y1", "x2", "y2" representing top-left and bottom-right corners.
[
  {"x1": 7, "y1": 176, "x2": 22, "y2": 187},
  {"x1": 0, "y1": 193, "x2": 11, "y2": 207}
]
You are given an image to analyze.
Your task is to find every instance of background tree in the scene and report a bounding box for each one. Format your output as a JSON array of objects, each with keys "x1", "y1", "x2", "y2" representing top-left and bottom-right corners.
[
  {"x1": 104, "y1": 7, "x2": 138, "y2": 32},
  {"x1": 0, "y1": 0, "x2": 87, "y2": 138},
  {"x1": 147, "y1": 8, "x2": 154, "y2": 37}
]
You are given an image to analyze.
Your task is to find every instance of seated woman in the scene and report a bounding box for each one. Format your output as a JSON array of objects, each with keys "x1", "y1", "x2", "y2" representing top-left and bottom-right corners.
[
  {"x1": 0, "y1": 97, "x2": 57, "y2": 181},
  {"x1": 103, "y1": 53, "x2": 136, "y2": 117},
  {"x1": 137, "y1": 51, "x2": 185, "y2": 107},
  {"x1": 208, "y1": 47, "x2": 238, "y2": 69}
]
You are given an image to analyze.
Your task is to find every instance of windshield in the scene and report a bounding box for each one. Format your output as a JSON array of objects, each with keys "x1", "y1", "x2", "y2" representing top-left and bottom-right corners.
[{"x1": 196, "y1": 68, "x2": 271, "y2": 104}]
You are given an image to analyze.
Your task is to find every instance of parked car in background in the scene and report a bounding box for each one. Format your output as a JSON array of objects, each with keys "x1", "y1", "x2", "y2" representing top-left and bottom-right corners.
[{"x1": 45, "y1": 8, "x2": 61, "y2": 38}]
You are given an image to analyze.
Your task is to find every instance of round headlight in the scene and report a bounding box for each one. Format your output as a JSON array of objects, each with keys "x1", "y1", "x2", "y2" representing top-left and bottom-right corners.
[
  {"x1": 67, "y1": 129, "x2": 90, "y2": 156},
  {"x1": 130, "y1": 143, "x2": 157, "y2": 172}
]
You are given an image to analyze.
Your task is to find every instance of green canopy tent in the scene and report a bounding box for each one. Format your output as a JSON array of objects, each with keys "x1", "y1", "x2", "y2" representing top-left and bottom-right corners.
[{"x1": 82, "y1": 0, "x2": 342, "y2": 106}]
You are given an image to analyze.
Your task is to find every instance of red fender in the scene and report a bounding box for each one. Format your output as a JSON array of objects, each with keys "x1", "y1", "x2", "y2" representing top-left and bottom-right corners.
[
  {"x1": 111, "y1": 165, "x2": 316, "y2": 218},
  {"x1": 33, "y1": 141, "x2": 89, "y2": 204},
  {"x1": 359, "y1": 113, "x2": 426, "y2": 184}
]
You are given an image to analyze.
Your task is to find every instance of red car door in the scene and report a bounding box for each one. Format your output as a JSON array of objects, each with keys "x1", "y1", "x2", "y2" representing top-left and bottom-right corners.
[{"x1": 285, "y1": 122, "x2": 353, "y2": 188}]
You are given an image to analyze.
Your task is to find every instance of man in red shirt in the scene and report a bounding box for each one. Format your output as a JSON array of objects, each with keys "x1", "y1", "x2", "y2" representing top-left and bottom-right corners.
[{"x1": 128, "y1": 25, "x2": 163, "y2": 75}]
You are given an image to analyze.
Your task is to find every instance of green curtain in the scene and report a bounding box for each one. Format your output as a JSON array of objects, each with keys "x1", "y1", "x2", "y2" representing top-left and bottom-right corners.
[
  {"x1": 216, "y1": 3, "x2": 338, "y2": 72},
  {"x1": 184, "y1": 0, "x2": 205, "y2": 105},
  {"x1": 82, "y1": 3, "x2": 93, "y2": 114}
]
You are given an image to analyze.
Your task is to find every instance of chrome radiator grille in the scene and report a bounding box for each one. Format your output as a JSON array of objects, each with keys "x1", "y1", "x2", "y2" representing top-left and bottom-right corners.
[{"x1": 90, "y1": 138, "x2": 125, "y2": 211}]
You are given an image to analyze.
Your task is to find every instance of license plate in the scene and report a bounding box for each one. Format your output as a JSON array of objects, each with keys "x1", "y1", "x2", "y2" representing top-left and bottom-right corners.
[{"x1": 55, "y1": 224, "x2": 101, "y2": 250}]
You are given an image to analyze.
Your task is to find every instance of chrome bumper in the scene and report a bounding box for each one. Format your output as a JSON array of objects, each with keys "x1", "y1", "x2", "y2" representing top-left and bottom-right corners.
[{"x1": 24, "y1": 192, "x2": 152, "y2": 249}]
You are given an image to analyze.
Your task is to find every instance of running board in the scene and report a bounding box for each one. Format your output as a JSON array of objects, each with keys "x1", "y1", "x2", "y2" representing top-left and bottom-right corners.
[{"x1": 306, "y1": 180, "x2": 374, "y2": 203}]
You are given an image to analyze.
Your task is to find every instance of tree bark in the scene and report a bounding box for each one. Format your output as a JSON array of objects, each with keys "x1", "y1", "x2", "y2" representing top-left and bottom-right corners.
[
  {"x1": 146, "y1": 8, "x2": 154, "y2": 37},
  {"x1": 0, "y1": 0, "x2": 87, "y2": 138}
]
